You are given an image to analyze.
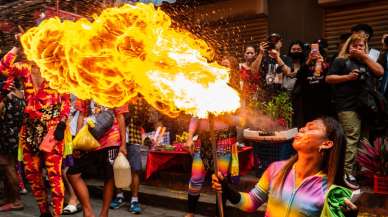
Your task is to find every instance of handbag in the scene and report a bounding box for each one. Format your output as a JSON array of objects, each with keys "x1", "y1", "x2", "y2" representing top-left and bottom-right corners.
[
  {"x1": 89, "y1": 110, "x2": 115, "y2": 140},
  {"x1": 39, "y1": 128, "x2": 56, "y2": 153}
]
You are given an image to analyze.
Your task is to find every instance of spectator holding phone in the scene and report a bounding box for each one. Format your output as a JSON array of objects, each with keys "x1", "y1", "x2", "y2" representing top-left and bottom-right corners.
[
  {"x1": 239, "y1": 45, "x2": 267, "y2": 107},
  {"x1": 326, "y1": 33, "x2": 384, "y2": 189},
  {"x1": 283, "y1": 40, "x2": 305, "y2": 93},
  {"x1": 293, "y1": 42, "x2": 331, "y2": 128},
  {"x1": 259, "y1": 33, "x2": 291, "y2": 99}
]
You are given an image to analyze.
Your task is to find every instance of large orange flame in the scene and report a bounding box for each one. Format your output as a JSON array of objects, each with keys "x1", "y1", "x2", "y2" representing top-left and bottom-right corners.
[{"x1": 20, "y1": 3, "x2": 240, "y2": 118}]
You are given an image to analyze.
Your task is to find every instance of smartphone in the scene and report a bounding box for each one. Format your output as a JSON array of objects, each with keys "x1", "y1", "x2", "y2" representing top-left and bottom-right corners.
[
  {"x1": 311, "y1": 43, "x2": 319, "y2": 53},
  {"x1": 368, "y1": 48, "x2": 380, "y2": 62},
  {"x1": 267, "y1": 41, "x2": 276, "y2": 50}
]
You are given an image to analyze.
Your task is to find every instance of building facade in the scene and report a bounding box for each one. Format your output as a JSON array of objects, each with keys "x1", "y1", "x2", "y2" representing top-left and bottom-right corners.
[{"x1": 194, "y1": 0, "x2": 388, "y2": 57}]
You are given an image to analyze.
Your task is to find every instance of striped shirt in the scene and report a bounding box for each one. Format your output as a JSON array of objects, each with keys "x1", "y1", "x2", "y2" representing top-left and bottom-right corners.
[{"x1": 236, "y1": 161, "x2": 328, "y2": 217}]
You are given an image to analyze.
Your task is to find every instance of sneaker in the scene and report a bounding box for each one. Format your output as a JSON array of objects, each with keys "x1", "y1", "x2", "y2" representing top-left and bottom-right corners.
[
  {"x1": 129, "y1": 201, "x2": 141, "y2": 214},
  {"x1": 344, "y1": 174, "x2": 360, "y2": 189},
  {"x1": 110, "y1": 197, "x2": 125, "y2": 209}
]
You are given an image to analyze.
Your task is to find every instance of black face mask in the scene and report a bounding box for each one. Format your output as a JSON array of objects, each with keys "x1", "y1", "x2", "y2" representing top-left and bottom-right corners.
[{"x1": 289, "y1": 52, "x2": 304, "y2": 60}]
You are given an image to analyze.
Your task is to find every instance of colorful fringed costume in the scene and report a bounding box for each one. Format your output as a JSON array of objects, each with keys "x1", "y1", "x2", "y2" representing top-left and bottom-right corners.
[
  {"x1": 187, "y1": 117, "x2": 238, "y2": 215},
  {"x1": 1, "y1": 50, "x2": 70, "y2": 216}
]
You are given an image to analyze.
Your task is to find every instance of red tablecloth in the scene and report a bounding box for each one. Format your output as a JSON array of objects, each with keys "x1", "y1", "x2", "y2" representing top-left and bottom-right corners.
[{"x1": 145, "y1": 146, "x2": 254, "y2": 180}]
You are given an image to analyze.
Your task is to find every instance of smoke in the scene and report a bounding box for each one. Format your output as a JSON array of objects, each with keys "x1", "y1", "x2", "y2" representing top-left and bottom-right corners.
[{"x1": 239, "y1": 107, "x2": 287, "y2": 132}]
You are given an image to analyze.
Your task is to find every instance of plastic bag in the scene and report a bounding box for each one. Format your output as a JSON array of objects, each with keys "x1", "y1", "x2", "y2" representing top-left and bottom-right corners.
[
  {"x1": 113, "y1": 152, "x2": 132, "y2": 188},
  {"x1": 72, "y1": 123, "x2": 101, "y2": 151}
]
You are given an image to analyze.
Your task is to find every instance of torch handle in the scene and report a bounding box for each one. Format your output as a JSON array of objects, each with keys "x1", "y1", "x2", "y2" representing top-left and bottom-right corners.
[
  {"x1": 17, "y1": 25, "x2": 25, "y2": 33},
  {"x1": 209, "y1": 113, "x2": 224, "y2": 217},
  {"x1": 216, "y1": 192, "x2": 224, "y2": 217}
]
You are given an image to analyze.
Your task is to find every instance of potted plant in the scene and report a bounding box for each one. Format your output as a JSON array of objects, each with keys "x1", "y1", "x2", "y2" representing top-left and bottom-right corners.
[
  {"x1": 262, "y1": 92, "x2": 293, "y2": 128},
  {"x1": 356, "y1": 137, "x2": 388, "y2": 194}
]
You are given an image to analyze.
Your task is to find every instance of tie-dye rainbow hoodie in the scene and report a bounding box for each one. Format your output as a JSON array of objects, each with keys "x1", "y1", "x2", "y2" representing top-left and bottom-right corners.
[{"x1": 236, "y1": 160, "x2": 328, "y2": 217}]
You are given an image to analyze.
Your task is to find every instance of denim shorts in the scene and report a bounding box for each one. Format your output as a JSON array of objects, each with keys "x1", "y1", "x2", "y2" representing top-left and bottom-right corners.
[{"x1": 127, "y1": 143, "x2": 142, "y2": 173}]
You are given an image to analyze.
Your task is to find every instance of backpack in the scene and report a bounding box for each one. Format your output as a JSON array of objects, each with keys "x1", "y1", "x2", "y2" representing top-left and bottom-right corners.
[
  {"x1": 379, "y1": 52, "x2": 388, "y2": 95},
  {"x1": 345, "y1": 59, "x2": 388, "y2": 134},
  {"x1": 360, "y1": 84, "x2": 388, "y2": 134}
]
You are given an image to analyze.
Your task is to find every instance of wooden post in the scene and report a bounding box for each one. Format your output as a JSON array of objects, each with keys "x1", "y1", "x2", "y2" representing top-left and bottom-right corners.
[{"x1": 208, "y1": 113, "x2": 224, "y2": 217}]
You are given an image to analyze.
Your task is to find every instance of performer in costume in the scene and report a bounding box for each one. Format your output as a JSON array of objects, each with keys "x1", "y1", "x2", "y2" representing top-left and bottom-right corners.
[
  {"x1": 0, "y1": 46, "x2": 70, "y2": 217},
  {"x1": 185, "y1": 114, "x2": 240, "y2": 217},
  {"x1": 212, "y1": 117, "x2": 359, "y2": 217}
]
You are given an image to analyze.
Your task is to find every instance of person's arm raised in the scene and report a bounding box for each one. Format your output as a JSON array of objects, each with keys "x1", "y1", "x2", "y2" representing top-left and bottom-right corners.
[
  {"x1": 269, "y1": 49, "x2": 291, "y2": 76},
  {"x1": 251, "y1": 42, "x2": 268, "y2": 74},
  {"x1": 0, "y1": 47, "x2": 18, "y2": 75}
]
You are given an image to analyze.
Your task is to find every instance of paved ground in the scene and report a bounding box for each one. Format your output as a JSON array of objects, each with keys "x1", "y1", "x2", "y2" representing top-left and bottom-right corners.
[
  {"x1": 3, "y1": 188, "x2": 387, "y2": 217},
  {"x1": 4, "y1": 194, "x2": 205, "y2": 217}
]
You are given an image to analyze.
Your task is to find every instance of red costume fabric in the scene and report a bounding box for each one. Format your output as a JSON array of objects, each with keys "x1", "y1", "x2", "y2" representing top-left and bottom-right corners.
[
  {"x1": 1, "y1": 50, "x2": 70, "y2": 216},
  {"x1": 240, "y1": 65, "x2": 260, "y2": 105}
]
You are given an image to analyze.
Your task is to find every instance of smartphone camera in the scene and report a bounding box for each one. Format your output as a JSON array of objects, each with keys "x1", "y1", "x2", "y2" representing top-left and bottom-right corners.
[
  {"x1": 267, "y1": 33, "x2": 281, "y2": 50},
  {"x1": 267, "y1": 41, "x2": 276, "y2": 50},
  {"x1": 356, "y1": 67, "x2": 367, "y2": 81}
]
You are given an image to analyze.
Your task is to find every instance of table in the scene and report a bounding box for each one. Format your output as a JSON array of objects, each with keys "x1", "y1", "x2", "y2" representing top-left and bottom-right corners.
[{"x1": 145, "y1": 146, "x2": 254, "y2": 180}]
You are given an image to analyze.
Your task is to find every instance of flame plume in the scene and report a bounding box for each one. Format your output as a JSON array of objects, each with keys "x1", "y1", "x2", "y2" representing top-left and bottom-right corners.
[{"x1": 20, "y1": 3, "x2": 240, "y2": 118}]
